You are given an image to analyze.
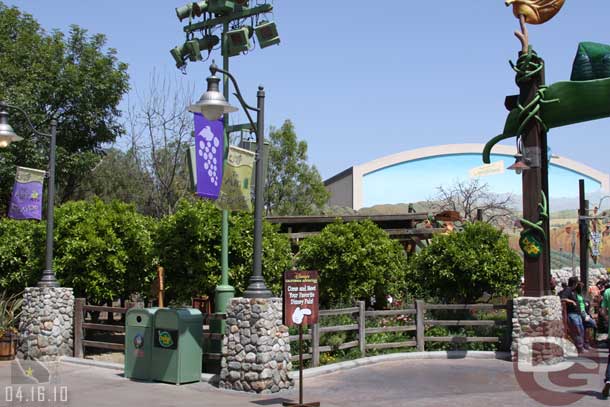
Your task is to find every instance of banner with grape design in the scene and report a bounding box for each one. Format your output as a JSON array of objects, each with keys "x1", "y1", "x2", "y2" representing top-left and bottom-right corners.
[
  {"x1": 194, "y1": 113, "x2": 224, "y2": 200},
  {"x1": 8, "y1": 166, "x2": 45, "y2": 220}
]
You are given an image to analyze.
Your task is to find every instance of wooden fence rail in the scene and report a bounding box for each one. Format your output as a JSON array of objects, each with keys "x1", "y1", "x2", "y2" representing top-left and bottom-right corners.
[{"x1": 288, "y1": 300, "x2": 512, "y2": 365}]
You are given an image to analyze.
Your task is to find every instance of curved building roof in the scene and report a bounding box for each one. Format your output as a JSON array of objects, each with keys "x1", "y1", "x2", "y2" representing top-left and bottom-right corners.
[{"x1": 325, "y1": 144, "x2": 609, "y2": 210}]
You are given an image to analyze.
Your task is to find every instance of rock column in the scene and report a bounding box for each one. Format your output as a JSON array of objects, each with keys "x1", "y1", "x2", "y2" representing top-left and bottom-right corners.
[
  {"x1": 511, "y1": 296, "x2": 565, "y2": 365},
  {"x1": 18, "y1": 287, "x2": 74, "y2": 361},
  {"x1": 219, "y1": 298, "x2": 294, "y2": 393}
]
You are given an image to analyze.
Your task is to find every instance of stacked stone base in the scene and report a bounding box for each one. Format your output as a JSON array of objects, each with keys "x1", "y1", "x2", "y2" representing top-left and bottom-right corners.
[
  {"x1": 18, "y1": 287, "x2": 74, "y2": 361},
  {"x1": 511, "y1": 296, "x2": 565, "y2": 365},
  {"x1": 219, "y1": 298, "x2": 294, "y2": 393}
]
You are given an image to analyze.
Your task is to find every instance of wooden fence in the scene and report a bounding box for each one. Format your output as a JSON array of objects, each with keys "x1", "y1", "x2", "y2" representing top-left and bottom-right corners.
[
  {"x1": 73, "y1": 299, "x2": 226, "y2": 358},
  {"x1": 288, "y1": 300, "x2": 512, "y2": 366},
  {"x1": 74, "y1": 298, "x2": 511, "y2": 364}
]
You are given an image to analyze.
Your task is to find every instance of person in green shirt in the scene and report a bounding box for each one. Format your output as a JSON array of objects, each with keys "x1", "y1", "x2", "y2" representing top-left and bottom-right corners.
[{"x1": 575, "y1": 283, "x2": 596, "y2": 349}]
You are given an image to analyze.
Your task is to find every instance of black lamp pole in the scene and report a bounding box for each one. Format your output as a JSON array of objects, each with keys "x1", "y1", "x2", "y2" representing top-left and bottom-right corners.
[
  {"x1": 0, "y1": 101, "x2": 59, "y2": 288},
  {"x1": 208, "y1": 64, "x2": 272, "y2": 298}
]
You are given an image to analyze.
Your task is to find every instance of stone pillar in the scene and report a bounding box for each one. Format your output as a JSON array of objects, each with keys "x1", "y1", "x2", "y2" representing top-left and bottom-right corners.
[
  {"x1": 219, "y1": 298, "x2": 294, "y2": 393},
  {"x1": 18, "y1": 287, "x2": 74, "y2": 361},
  {"x1": 511, "y1": 296, "x2": 565, "y2": 364}
]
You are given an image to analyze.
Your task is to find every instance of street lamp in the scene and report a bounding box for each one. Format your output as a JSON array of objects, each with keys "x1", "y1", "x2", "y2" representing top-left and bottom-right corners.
[
  {"x1": 0, "y1": 101, "x2": 59, "y2": 288},
  {"x1": 189, "y1": 62, "x2": 272, "y2": 298}
]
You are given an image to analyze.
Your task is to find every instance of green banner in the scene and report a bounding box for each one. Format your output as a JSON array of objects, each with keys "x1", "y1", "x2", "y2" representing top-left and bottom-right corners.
[{"x1": 215, "y1": 145, "x2": 255, "y2": 212}]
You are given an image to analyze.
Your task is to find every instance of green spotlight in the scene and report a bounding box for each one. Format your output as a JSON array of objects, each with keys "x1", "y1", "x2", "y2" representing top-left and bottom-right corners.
[
  {"x1": 254, "y1": 21, "x2": 280, "y2": 49},
  {"x1": 187, "y1": 35, "x2": 220, "y2": 61},
  {"x1": 170, "y1": 35, "x2": 220, "y2": 68},
  {"x1": 176, "y1": 1, "x2": 208, "y2": 21},
  {"x1": 170, "y1": 43, "x2": 189, "y2": 68},
  {"x1": 208, "y1": 0, "x2": 235, "y2": 15},
  {"x1": 224, "y1": 26, "x2": 252, "y2": 57}
]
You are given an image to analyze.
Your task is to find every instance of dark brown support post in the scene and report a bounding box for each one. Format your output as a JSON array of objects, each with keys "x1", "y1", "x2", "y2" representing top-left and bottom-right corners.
[
  {"x1": 74, "y1": 298, "x2": 85, "y2": 358},
  {"x1": 476, "y1": 209, "x2": 483, "y2": 222},
  {"x1": 415, "y1": 300, "x2": 425, "y2": 352},
  {"x1": 358, "y1": 300, "x2": 366, "y2": 357},
  {"x1": 506, "y1": 299, "x2": 514, "y2": 346},
  {"x1": 579, "y1": 180, "x2": 589, "y2": 284},
  {"x1": 520, "y1": 52, "x2": 551, "y2": 297}
]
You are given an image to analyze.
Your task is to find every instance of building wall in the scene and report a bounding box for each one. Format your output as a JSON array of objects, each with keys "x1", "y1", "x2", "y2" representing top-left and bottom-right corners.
[
  {"x1": 325, "y1": 144, "x2": 609, "y2": 210},
  {"x1": 325, "y1": 170, "x2": 353, "y2": 208}
]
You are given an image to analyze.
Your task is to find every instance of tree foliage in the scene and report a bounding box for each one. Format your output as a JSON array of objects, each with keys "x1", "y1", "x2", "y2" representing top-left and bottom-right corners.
[
  {"x1": 73, "y1": 148, "x2": 155, "y2": 214},
  {"x1": 155, "y1": 199, "x2": 292, "y2": 303},
  {"x1": 0, "y1": 3, "x2": 129, "y2": 211},
  {"x1": 406, "y1": 222, "x2": 522, "y2": 303},
  {"x1": 297, "y1": 220, "x2": 408, "y2": 308},
  {"x1": 265, "y1": 120, "x2": 329, "y2": 216},
  {"x1": 53, "y1": 199, "x2": 155, "y2": 304}
]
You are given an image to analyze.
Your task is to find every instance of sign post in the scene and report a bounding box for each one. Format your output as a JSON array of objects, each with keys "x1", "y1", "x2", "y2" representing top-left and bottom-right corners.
[{"x1": 283, "y1": 270, "x2": 320, "y2": 407}]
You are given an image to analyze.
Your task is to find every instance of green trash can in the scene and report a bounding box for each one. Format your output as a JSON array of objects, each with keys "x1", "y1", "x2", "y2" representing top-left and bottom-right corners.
[
  {"x1": 151, "y1": 308, "x2": 203, "y2": 384},
  {"x1": 124, "y1": 308, "x2": 158, "y2": 381}
]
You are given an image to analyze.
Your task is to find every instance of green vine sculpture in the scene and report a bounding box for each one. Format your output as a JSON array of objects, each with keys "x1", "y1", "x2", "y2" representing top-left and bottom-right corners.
[{"x1": 518, "y1": 190, "x2": 548, "y2": 258}]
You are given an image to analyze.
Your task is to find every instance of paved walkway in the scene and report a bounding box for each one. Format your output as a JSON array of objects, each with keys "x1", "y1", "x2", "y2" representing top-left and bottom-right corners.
[{"x1": 1, "y1": 353, "x2": 610, "y2": 407}]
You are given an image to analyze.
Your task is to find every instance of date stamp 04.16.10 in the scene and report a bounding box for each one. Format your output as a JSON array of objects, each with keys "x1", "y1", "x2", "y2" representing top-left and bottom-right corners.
[{"x1": 2, "y1": 359, "x2": 69, "y2": 406}]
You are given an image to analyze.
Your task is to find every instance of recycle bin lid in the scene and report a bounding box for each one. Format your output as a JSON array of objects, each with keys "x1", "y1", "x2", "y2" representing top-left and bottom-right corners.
[
  {"x1": 155, "y1": 307, "x2": 203, "y2": 323},
  {"x1": 126, "y1": 307, "x2": 159, "y2": 316}
]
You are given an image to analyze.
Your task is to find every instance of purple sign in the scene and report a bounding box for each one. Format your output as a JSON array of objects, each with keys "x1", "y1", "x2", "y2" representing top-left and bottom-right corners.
[
  {"x1": 194, "y1": 113, "x2": 224, "y2": 200},
  {"x1": 8, "y1": 167, "x2": 45, "y2": 220}
]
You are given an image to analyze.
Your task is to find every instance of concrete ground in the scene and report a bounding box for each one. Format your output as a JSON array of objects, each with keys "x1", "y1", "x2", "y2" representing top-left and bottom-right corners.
[{"x1": 1, "y1": 352, "x2": 610, "y2": 407}]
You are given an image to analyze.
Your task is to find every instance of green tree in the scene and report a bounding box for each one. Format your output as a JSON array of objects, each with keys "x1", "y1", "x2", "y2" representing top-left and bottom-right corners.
[
  {"x1": 73, "y1": 148, "x2": 155, "y2": 214},
  {"x1": 406, "y1": 222, "x2": 522, "y2": 303},
  {"x1": 265, "y1": 120, "x2": 329, "y2": 215},
  {"x1": 53, "y1": 199, "x2": 155, "y2": 304},
  {"x1": 155, "y1": 199, "x2": 292, "y2": 303},
  {"x1": 0, "y1": 3, "x2": 129, "y2": 211},
  {"x1": 297, "y1": 220, "x2": 408, "y2": 308}
]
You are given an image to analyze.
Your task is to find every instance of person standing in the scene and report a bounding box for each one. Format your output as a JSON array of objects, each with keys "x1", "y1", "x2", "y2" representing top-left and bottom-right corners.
[{"x1": 559, "y1": 277, "x2": 584, "y2": 352}]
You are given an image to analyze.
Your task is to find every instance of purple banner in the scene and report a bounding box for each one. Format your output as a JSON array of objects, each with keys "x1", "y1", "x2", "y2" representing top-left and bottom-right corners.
[
  {"x1": 8, "y1": 166, "x2": 45, "y2": 220},
  {"x1": 194, "y1": 113, "x2": 224, "y2": 200}
]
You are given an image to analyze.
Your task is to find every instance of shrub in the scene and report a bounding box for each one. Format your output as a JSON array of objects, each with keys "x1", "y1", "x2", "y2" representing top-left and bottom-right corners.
[
  {"x1": 0, "y1": 218, "x2": 45, "y2": 295},
  {"x1": 407, "y1": 222, "x2": 522, "y2": 303},
  {"x1": 53, "y1": 198, "x2": 155, "y2": 304},
  {"x1": 297, "y1": 220, "x2": 408, "y2": 308},
  {"x1": 155, "y1": 199, "x2": 292, "y2": 303}
]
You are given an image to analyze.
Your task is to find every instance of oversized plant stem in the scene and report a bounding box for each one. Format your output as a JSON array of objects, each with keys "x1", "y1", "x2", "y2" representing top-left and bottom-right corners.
[{"x1": 514, "y1": 14, "x2": 529, "y2": 54}]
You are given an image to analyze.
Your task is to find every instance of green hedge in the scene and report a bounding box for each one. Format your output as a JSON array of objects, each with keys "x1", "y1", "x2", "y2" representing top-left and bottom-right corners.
[
  {"x1": 155, "y1": 199, "x2": 292, "y2": 303},
  {"x1": 0, "y1": 218, "x2": 45, "y2": 294},
  {"x1": 297, "y1": 220, "x2": 408, "y2": 308},
  {"x1": 407, "y1": 222, "x2": 522, "y2": 303},
  {"x1": 53, "y1": 199, "x2": 155, "y2": 304}
]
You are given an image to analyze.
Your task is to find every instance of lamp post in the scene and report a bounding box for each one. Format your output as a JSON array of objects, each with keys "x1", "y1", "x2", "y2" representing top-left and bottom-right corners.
[
  {"x1": 0, "y1": 101, "x2": 60, "y2": 288},
  {"x1": 189, "y1": 62, "x2": 272, "y2": 298}
]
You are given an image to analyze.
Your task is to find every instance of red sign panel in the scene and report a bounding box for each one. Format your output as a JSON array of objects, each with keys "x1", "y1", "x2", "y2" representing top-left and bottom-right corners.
[{"x1": 283, "y1": 270, "x2": 319, "y2": 327}]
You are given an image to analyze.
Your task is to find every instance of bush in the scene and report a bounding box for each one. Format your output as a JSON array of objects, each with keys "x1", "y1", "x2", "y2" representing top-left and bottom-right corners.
[
  {"x1": 155, "y1": 199, "x2": 292, "y2": 303},
  {"x1": 0, "y1": 218, "x2": 45, "y2": 295},
  {"x1": 297, "y1": 220, "x2": 408, "y2": 308},
  {"x1": 407, "y1": 222, "x2": 522, "y2": 303},
  {"x1": 53, "y1": 198, "x2": 155, "y2": 304}
]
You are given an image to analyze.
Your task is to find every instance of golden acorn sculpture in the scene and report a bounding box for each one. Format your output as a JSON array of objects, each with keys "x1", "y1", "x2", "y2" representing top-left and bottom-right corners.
[{"x1": 506, "y1": 0, "x2": 565, "y2": 25}]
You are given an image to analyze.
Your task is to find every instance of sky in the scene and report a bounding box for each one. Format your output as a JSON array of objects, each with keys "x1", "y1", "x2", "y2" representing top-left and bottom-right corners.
[{"x1": 8, "y1": 0, "x2": 610, "y2": 182}]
